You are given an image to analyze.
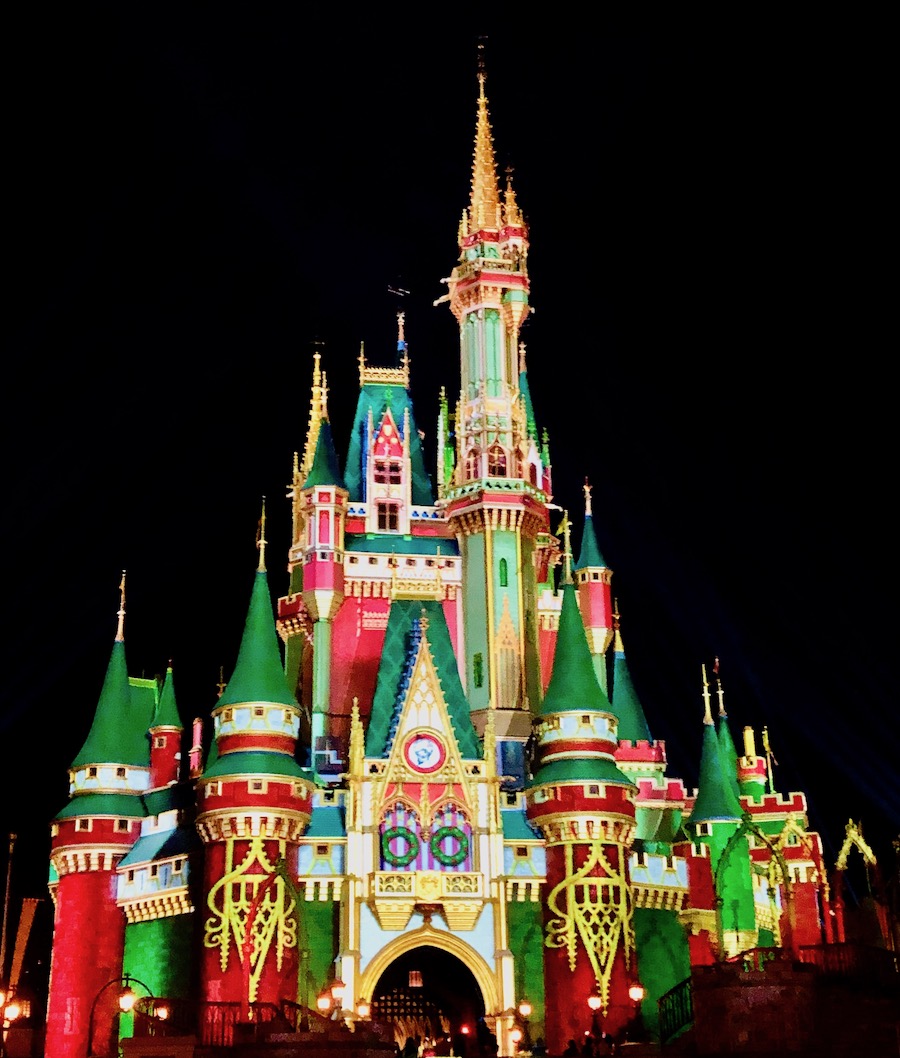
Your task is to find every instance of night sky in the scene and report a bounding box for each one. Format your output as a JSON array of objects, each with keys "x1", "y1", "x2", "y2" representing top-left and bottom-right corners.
[{"x1": 4, "y1": 14, "x2": 896, "y2": 986}]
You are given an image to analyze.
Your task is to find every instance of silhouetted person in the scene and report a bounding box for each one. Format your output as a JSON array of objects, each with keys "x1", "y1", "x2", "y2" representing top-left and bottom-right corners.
[{"x1": 563, "y1": 1041, "x2": 579, "y2": 1057}]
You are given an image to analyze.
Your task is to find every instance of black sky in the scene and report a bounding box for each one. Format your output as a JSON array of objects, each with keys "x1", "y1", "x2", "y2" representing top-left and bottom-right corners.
[{"x1": 4, "y1": 13, "x2": 896, "y2": 966}]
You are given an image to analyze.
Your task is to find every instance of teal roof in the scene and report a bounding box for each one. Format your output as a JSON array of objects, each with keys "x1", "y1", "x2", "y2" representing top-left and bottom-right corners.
[
  {"x1": 217, "y1": 568, "x2": 298, "y2": 709},
  {"x1": 202, "y1": 750, "x2": 311, "y2": 780},
  {"x1": 611, "y1": 645, "x2": 653, "y2": 743},
  {"x1": 119, "y1": 825, "x2": 201, "y2": 867},
  {"x1": 152, "y1": 666, "x2": 182, "y2": 729},
  {"x1": 575, "y1": 513, "x2": 607, "y2": 570},
  {"x1": 304, "y1": 805, "x2": 346, "y2": 837},
  {"x1": 344, "y1": 382, "x2": 433, "y2": 506},
  {"x1": 70, "y1": 640, "x2": 154, "y2": 769},
  {"x1": 502, "y1": 810, "x2": 542, "y2": 841},
  {"x1": 303, "y1": 420, "x2": 345, "y2": 490},
  {"x1": 143, "y1": 783, "x2": 194, "y2": 816},
  {"x1": 365, "y1": 599, "x2": 482, "y2": 759},
  {"x1": 539, "y1": 583, "x2": 613, "y2": 717},
  {"x1": 345, "y1": 535, "x2": 459, "y2": 556},
  {"x1": 53, "y1": 791, "x2": 147, "y2": 821},
  {"x1": 688, "y1": 722, "x2": 743, "y2": 824}
]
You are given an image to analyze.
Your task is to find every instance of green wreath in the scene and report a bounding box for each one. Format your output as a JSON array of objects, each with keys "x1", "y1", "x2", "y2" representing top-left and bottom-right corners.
[
  {"x1": 381, "y1": 826, "x2": 420, "y2": 867},
  {"x1": 430, "y1": 825, "x2": 469, "y2": 867}
]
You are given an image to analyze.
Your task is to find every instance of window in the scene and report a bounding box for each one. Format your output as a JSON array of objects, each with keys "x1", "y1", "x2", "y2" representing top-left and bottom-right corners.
[
  {"x1": 116, "y1": 767, "x2": 126, "y2": 778},
  {"x1": 376, "y1": 502, "x2": 399, "y2": 531},
  {"x1": 76, "y1": 819, "x2": 92, "y2": 832},
  {"x1": 488, "y1": 444, "x2": 507, "y2": 477},
  {"x1": 317, "y1": 844, "x2": 328, "y2": 857},
  {"x1": 116, "y1": 819, "x2": 129, "y2": 832},
  {"x1": 153, "y1": 735, "x2": 166, "y2": 749},
  {"x1": 368, "y1": 556, "x2": 378, "y2": 565},
  {"x1": 465, "y1": 449, "x2": 479, "y2": 478},
  {"x1": 250, "y1": 780, "x2": 265, "y2": 793},
  {"x1": 515, "y1": 846, "x2": 528, "y2": 859},
  {"x1": 173, "y1": 859, "x2": 183, "y2": 873},
  {"x1": 150, "y1": 864, "x2": 159, "y2": 878},
  {"x1": 88, "y1": 767, "x2": 98, "y2": 778},
  {"x1": 696, "y1": 822, "x2": 711, "y2": 836},
  {"x1": 127, "y1": 870, "x2": 135, "y2": 883},
  {"x1": 253, "y1": 707, "x2": 265, "y2": 718},
  {"x1": 473, "y1": 653, "x2": 484, "y2": 688},
  {"x1": 499, "y1": 558, "x2": 508, "y2": 587},
  {"x1": 586, "y1": 784, "x2": 602, "y2": 797},
  {"x1": 374, "y1": 459, "x2": 402, "y2": 484}
]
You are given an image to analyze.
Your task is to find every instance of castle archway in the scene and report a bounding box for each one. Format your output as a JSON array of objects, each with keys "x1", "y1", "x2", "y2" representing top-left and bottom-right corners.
[{"x1": 359, "y1": 925, "x2": 496, "y2": 1052}]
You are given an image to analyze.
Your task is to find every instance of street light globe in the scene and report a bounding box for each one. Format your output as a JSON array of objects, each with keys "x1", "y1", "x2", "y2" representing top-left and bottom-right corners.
[
  {"x1": 628, "y1": 984, "x2": 645, "y2": 1003},
  {"x1": 511, "y1": 1027, "x2": 523, "y2": 1043},
  {"x1": 357, "y1": 999, "x2": 371, "y2": 1019},
  {"x1": 155, "y1": 1004, "x2": 170, "y2": 1021},
  {"x1": 316, "y1": 991, "x2": 332, "y2": 1012},
  {"x1": 587, "y1": 992, "x2": 602, "y2": 1012},
  {"x1": 3, "y1": 998, "x2": 22, "y2": 1022},
  {"x1": 518, "y1": 999, "x2": 532, "y2": 1018},
  {"x1": 118, "y1": 986, "x2": 138, "y2": 1013}
]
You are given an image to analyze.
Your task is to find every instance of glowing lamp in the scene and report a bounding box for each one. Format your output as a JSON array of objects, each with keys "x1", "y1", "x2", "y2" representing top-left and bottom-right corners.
[
  {"x1": 628, "y1": 983, "x2": 645, "y2": 1003},
  {"x1": 357, "y1": 999, "x2": 371, "y2": 1019},
  {"x1": 118, "y1": 985, "x2": 138, "y2": 1013},
  {"x1": 518, "y1": 999, "x2": 532, "y2": 1018},
  {"x1": 316, "y1": 991, "x2": 332, "y2": 1012},
  {"x1": 511, "y1": 1027, "x2": 523, "y2": 1043},
  {"x1": 330, "y1": 978, "x2": 345, "y2": 1002},
  {"x1": 587, "y1": 992, "x2": 602, "y2": 1012}
]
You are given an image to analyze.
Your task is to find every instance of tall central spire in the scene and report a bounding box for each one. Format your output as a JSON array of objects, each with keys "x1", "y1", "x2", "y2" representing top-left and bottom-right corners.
[{"x1": 469, "y1": 39, "x2": 500, "y2": 231}]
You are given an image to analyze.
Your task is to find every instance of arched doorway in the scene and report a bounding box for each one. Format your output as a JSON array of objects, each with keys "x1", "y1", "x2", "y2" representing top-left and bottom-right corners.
[{"x1": 369, "y1": 943, "x2": 487, "y2": 1054}]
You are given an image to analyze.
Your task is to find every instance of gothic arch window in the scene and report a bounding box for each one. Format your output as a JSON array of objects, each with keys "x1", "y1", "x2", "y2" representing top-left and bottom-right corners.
[
  {"x1": 380, "y1": 803, "x2": 422, "y2": 870},
  {"x1": 429, "y1": 802, "x2": 473, "y2": 872},
  {"x1": 529, "y1": 462, "x2": 538, "y2": 486},
  {"x1": 499, "y1": 558, "x2": 508, "y2": 587},
  {"x1": 465, "y1": 449, "x2": 479, "y2": 479},
  {"x1": 488, "y1": 444, "x2": 507, "y2": 477}
]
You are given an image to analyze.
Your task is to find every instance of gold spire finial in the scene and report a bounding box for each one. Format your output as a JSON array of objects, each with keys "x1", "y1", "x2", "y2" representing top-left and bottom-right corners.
[
  {"x1": 701, "y1": 664, "x2": 713, "y2": 725},
  {"x1": 397, "y1": 311, "x2": 405, "y2": 345},
  {"x1": 357, "y1": 342, "x2": 366, "y2": 386},
  {"x1": 217, "y1": 666, "x2": 226, "y2": 698},
  {"x1": 469, "y1": 36, "x2": 500, "y2": 231},
  {"x1": 116, "y1": 570, "x2": 126, "y2": 642},
  {"x1": 256, "y1": 498, "x2": 267, "y2": 572},
  {"x1": 584, "y1": 477, "x2": 593, "y2": 517},
  {"x1": 612, "y1": 597, "x2": 625, "y2": 652},
  {"x1": 761, "y1": 726, "x2": 777, "y2": 793},
  {"x1": 556, "y1": 510, "x2": 572, "y2": 583},
  {"x1": 714, "y1": 657, "x2": 726, "y2": 716}
]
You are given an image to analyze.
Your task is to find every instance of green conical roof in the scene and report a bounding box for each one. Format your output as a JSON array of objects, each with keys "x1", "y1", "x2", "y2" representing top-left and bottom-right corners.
[
  {"x1": 152, "y1": 665, "x2": 182, "y2": 729},
  {"x1": 717, "y1": 710, "x2": 741, "y2": 800},
  {"x1": 217, "y1": 569, "x2": 297, "y2": 708},
  {"x1": 303, "y1": 419, "x2": 345, "y2": 490},
  {"x1": 611, "y1": 644, "x2": 652, "y2": 743},
  {"x1": 70, "y1": 639, "x2": 153, "y2": 769},
  {"x1": 688, "y1": 721, "x2": 743, "y2": 824},
  {"x1": 539, "y1": 583, "x2": 612, "y2": 716},
  {"x1": 575, "y1": 513, "x2": 607, "y2": 570}
]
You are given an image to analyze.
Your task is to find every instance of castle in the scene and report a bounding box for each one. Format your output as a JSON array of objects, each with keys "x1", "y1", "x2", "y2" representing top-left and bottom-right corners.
[{"x1": 41, "y1": 56, "x2": 885, "y2": 1058}]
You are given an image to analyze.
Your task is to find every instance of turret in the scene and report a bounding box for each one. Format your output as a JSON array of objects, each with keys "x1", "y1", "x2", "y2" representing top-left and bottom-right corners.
[
  {"x1": 195, "y1": 513, "x2": 316, "y2": 1010},
  {"x1": 574, "y1": 481, "x2": 614, "y2": 693},
  {"x1": 525, "y1": 578, "x2": 640, "y2": 1044},
  {"x1": 436, "y1": 49, "x2": 546, "y2": 785},
  {"x1": 149, "y1": 663, "x2": 183, "y2": 789},
  {"x1": 46, "y1": 573, "x2": 150, "y2": 1058}
]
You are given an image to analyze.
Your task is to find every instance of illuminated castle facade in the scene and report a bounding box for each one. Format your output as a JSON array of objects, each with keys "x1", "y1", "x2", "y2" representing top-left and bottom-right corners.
[{"x1": 44, "y1": 62, "x2": 860, "y2": 1058}]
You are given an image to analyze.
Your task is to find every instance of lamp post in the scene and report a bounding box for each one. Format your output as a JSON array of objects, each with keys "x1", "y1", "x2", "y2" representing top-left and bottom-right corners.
[
  {"x1": 517, "y1": 998, "x2": 532, "y2": 1053},
  {"x1": 86, "y1": 973, "x2": 154, "y2": 1057},
  {"x1": 587, "y1": 991, "x2": 602, "y2": 1052},
  {"x1": 0, "y1": 986, "x2": 22, "y2": 1058}
]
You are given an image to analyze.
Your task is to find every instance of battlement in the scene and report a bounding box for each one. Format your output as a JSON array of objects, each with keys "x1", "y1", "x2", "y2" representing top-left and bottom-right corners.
[
  {"x1": 635, "y1": 775, "x2": 687, "y2": 804},
  {"x1": 743, "y1": 791, "x2": 808, "y2": 816},
  {"x1": 617, "y1": 739, "x2": 667, "y2": 763}
]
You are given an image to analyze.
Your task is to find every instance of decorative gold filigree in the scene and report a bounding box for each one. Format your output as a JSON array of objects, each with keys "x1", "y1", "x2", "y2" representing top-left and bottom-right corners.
[
  {"x1": 203, "y1": 835, "x2": 297, "y2": 1001},
  {"x1": 544, "y1": 841, "x2": 634, "y2": 1012}
]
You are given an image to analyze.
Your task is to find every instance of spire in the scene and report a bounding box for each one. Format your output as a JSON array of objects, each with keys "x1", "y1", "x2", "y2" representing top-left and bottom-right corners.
[
  {"x1": 70, "y1": 574, "x2": 151, "y2": 769},
  {"x1": 575, "y1": 480, "x2": 608, "y2": 569},
  {"x1": 468, "y1": 39, "x2": 501, "y2": 231},
  {"x1": 688, "y1": 664, "x2": 742, "y2": 824},
  {"x1": 610, "y1": 603, "x2": 652, "y2": 743},
  {"x1": 301, "y1": 346, "x2": 328, "y2": 477},
  {"x1": 555, "y1": 510, "x2": 572, "y2": 585},
  {"x1": 152, "y1": 662, "x2": 182, "y2": 729},
  {"x1": 714, "y1": 658, "x2": 741, "y2": 800},
  {"x1": 256, "y1": 497, "x2": 267, "y2": 573},
  {"x1": 303, "y1": 419, "x2": 345, "y2": 490},
  {"x1": 539, "y1": 583, "x2": 612, "y2": 716},
  {"x1": 217, "y1": 531, "x2": 298, "y2": 710}
]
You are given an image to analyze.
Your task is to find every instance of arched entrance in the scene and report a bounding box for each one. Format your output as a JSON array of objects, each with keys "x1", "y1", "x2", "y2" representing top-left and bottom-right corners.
[{"x1": 361, "y1": 933, "x2": 494, "y2": 1054}]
